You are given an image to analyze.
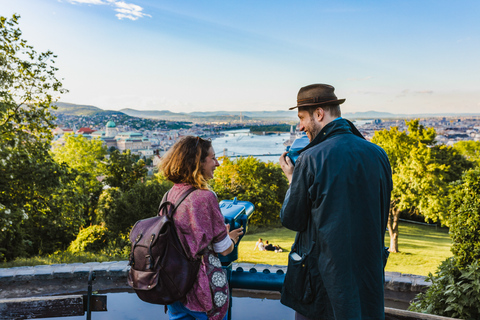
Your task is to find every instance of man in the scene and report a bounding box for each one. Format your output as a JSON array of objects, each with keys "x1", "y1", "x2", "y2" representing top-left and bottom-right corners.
[{"x1": 279, "y1": 84, "x2": 392, "y2": 320}]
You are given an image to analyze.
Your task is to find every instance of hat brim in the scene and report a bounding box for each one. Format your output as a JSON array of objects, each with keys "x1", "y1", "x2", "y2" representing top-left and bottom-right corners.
[{"x1": 289, "y1": 98, "x2": 346, "y2": 110}]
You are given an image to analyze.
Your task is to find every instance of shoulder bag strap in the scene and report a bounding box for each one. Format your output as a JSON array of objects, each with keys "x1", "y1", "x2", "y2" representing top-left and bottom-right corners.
[
  {"x1": 157, "y1": 187, "x2": 196, "y2": 217},
  {"x1": 157, "y1": 190, "x2": 170, "y2": 215},
  {"x1": 164, "y1": 186, "x2": 198, "y2": 259}
]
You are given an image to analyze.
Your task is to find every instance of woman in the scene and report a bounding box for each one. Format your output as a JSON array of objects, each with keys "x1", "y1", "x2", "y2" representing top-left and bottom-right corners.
[{"x1": 160, "y1": 136, "x2": 243, "y2": 320}]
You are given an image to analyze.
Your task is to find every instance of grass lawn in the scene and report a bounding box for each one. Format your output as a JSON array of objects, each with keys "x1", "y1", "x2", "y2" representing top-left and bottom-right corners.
[
  {"x1": 1, "y1": 221, "x2": 452, "y2": 276},
  {"x1": 237, "y1": 221, "x2": 452, "y2": 276}
]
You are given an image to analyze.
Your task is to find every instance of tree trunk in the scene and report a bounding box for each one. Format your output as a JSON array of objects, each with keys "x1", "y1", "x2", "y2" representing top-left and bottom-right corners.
[{"x1": 387, "y1": 208, "x2": 400, "y2": 253}]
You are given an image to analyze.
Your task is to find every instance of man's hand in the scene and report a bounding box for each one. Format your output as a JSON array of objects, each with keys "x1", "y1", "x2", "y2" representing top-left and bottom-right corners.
[{"x1": 279, "y1": 151, "x2": 294, "y2": 184}]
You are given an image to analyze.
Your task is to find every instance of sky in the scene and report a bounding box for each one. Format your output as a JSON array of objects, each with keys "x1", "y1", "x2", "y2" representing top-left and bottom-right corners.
[{"x1": 2, "y1": 0, "x2": 480, "y2": 115}]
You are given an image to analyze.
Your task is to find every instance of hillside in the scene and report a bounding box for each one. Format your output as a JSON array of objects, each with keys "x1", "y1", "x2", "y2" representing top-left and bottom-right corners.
[
  {"x1": 53, "y1": 102, "x2": 125, "y2": 116},
  {"x1": 52, "y1": 102, "x2": 480, "y2": 121},
  {"x1": 120, "y1": 109, "x2": 283, "y2": 121}
]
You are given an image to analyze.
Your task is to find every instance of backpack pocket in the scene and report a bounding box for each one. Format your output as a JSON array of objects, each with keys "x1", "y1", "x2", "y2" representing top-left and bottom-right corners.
[{"x1": 128, "y1": 269, "x2": 158, "y2": 291}]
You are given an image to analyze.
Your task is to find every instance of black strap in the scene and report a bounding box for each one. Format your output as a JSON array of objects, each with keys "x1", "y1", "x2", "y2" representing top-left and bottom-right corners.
[
  {"x1": 157, "y1": 186, "x2": 198, "y2": 260},
  {"x1": 157, "y1": 187, "x2": 196, "y2": 217}
]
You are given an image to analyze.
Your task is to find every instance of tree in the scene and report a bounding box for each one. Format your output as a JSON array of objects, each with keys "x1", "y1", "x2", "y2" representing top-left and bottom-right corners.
[
  {"x1": 453, "y1": 140, "x2": 480, "y2": 167},
  {"x1": 95, "y1": 180, "x2": 171, "y2": 236},
  {"x1": 52, "y1": 134, "x2": 107, "y2": 223},
  {"x1": 52, "y1": 134, "x2": 107, "y2": 177},
  {"x1": 210, "y1": 156, "x2": 289, "y2": 226},
  {"x1": 0, "y1": 14, "x2": 67, "y2": 261},
  {"x1": 448, "y1": 168, "x2": 480, "y2": 267},
  {"x1": 372, "y1": 120, "x2": 470, "y2": 252},
  {"x1": 104, "y1": 149, "x2": 147, "y2": 192},
  {"x1": 409, "y1": 168, "x2": 480, "y2": 319}
]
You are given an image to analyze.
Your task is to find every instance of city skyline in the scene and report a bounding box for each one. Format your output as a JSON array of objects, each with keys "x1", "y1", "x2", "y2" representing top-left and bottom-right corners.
[{"x1": 2, "y1": 0, "x2": 480, "y2": 115}]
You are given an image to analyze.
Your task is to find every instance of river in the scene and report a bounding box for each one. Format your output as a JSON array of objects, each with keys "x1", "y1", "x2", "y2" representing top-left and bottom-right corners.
[{"x1": 211, "y1": 129, "x2": 291, "y2": 163}]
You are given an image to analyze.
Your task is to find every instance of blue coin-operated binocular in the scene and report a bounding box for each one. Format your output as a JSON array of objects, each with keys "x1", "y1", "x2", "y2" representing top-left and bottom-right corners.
[
  {"x1": 218, "y1": 198, "x2": 255, "y2": 264},
  {"x1": 286, "y1": 134, "x2": 309, "y2": 165}
]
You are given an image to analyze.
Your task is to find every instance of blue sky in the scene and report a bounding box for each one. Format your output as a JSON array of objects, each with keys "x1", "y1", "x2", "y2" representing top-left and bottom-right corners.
[{"x1": 2, "y1": 0, "x2": 479, "y2": 114}]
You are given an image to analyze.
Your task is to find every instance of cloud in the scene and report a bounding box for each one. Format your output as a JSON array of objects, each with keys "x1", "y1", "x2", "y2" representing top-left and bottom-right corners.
[
  {"x1": 397, "y1": 89, "x2": 433, "y2": 98},
  {"x1": 113, "y1": 1, "x2": 151, "y2": 20},
  {"x1": 67, "y1": 0, "x2": 107, "y2": 4},
  {"x1": 414, "y1": 90, "x2": 433, "y2": 95},
  {"x1": 65, "y1": 0, "x2": 150, "y2": 20}
]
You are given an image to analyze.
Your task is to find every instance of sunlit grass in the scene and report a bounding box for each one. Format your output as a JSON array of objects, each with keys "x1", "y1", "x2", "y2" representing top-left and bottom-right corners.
[
  {"x1": 0, "y1": 250, "x2": 128, "y2": 269},
  {"x1": 1, "y1": 221, "x2": 452, "y2": 276},
  {"x1": 237, "y1": 221, "x2": 452, "y2": 276},
  {"x1": 384, "y1": 222, "x2": 452, "y2": 276},
  {"x1": 237, "y1": 226, "x2": 295, "y2": 266}
]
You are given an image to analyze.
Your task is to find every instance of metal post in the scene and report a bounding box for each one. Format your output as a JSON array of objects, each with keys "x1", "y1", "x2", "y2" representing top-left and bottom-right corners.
[
  {"x1": 223, "y1": 263, "x2": 233, "y2": 320},
  {"x1": 86, "y1": 271, "x2": 96, "y2": 320}
]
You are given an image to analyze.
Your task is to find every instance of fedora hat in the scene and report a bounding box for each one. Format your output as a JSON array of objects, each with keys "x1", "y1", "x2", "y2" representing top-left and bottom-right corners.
[{"x1": 289, "y1": 84, "x2": 345, "y2": 110}]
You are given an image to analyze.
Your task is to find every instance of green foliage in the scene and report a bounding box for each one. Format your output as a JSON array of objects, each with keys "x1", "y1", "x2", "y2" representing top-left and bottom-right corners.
[
  {"x1": 96, "y1": 180, "x2": 171, "y2": 235},
  {"x1": 210, "y1": 156, "x2": 289, "y2": 226},
  {"x1": 431, "y1": 144, "x2": 474, "y2": 184},
  {"x1": 68, "y1": 224, "x2": 109, "y2": 253},
  {"x1": 52, "y1": 134, "x2": 107, "y2": 177},
  {"x1": 448, "y1": 168, "x2": 480, "y2": 267},
  {"x1": 250, "y1": 124, "x2": 291, "y2": 132},
  {"x1": 409, "y1": 168, "x2": 480, "y2": 319},
  {"x1": 104, "y1": 149, "x2": 147, "y2": 192},
  {"x1": 51, "y1": 134, "x2": 107, "y2": 223},
  {"x1": 0, "y1": 14, "x2": 69, "y2": 261},
  {"x1": 95, "y1": 187, "x2": 122, "y2": 226},
  {"x1": 453, "y1": 140, "x2": 480, "y2": 167},
  {"x1": 409, "y1": 258, "x2": 480, "y2": 319},
  {"x1": 372, "y1": 120, "x2": 471, "y2": 252}
]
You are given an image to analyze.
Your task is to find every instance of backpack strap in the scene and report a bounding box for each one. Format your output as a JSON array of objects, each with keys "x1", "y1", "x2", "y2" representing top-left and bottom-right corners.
[
  {"x1": 158, "y1": 186, "x2": 196, "y2": 218},
  {"x1": 157, "y1": 186, "x2": 199, "y2": 260}
]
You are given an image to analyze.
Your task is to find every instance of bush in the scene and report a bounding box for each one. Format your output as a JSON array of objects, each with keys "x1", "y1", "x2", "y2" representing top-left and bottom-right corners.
[
  {"x1": 409, "y1": 257, "x2": 480, "y2": 319},
  {"x1": 96, "y1": 180, "x2": 171, "y2": 236},
  {"x1": 409, "y1": 167, "x2": 480, "y2": 319},
  {"x1": 68, "y1": 224, "x2": 109, "y2": 253},
  {"x1": 448, "y1": 168, "x2": 480, "y2": 267},
  {"x1": 210, "y1": 156, "x2": 289, "y2": 226}
]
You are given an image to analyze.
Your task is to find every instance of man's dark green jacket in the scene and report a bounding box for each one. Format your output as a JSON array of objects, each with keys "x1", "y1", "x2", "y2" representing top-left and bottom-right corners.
[{"x1": 280, "y1": 118, "x2": 392, "y2": 319}]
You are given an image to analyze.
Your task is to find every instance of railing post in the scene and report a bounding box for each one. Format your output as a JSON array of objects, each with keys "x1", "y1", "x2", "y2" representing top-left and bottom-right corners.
[{"x1": 86, "y1": 271, "x2": 96, "y2": 320}]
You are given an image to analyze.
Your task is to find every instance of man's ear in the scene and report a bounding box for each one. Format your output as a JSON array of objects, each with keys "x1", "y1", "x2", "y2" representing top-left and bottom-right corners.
[{"x1": 314, "y1": 107, "x2": 324, "y2": 122}]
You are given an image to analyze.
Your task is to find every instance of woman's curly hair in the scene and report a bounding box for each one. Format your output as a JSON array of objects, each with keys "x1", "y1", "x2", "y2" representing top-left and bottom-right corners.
[{"x1": 159, "y1": 136, "x2": 212, "y2": 190}]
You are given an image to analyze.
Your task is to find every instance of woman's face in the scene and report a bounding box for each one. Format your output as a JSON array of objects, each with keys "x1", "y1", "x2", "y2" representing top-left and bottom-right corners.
[{"x1": 201, "y1": 147, "x2": 220, "y2": 181}]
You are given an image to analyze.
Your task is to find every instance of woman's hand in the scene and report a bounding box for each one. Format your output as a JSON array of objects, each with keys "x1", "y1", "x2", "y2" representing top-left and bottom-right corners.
[
  {"x1": 220, "y1": 224, "x2": 244, "y2": 256},
  {"x1": 227, "y1": 224, "x2": 244, "y2": 245}
]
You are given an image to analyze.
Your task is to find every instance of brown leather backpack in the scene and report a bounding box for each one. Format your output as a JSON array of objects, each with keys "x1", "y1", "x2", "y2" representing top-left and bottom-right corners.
[{"x1": 127, "y1": 187, "x2": 200, "y2": 305}]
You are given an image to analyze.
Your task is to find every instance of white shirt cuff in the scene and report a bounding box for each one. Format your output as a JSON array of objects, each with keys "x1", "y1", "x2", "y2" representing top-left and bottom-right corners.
[{"x1": 213, "y1": 234, "x2": 232, "y2": 253}]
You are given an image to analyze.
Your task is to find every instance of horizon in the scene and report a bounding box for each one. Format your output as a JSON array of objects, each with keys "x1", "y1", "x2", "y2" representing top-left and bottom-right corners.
[
  {"x1": 56, "y1": 102, "x2": 480, "y2": 117},
  {"x1": 2, "y1": 1, "x2": 480, "y2": 114}
]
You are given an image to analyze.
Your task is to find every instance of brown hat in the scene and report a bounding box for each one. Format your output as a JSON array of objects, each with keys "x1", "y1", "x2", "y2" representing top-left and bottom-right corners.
[{"x1": 289, "y1": 84, "x2": 345, "y2": 110}]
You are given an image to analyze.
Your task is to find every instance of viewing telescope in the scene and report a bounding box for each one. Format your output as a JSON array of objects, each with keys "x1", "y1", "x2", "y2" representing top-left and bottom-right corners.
[
  {"x1": 286, "y1": 135, "x2": 309, "y2": 165},
  {"x1": 218, "y1": 198, "x2": 254, "y2": 264}
]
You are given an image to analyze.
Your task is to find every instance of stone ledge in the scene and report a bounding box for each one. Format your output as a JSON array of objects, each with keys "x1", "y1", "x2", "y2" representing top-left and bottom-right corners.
[{"x1": 0, "y1": 261, "x2": 430, "y2": 300}]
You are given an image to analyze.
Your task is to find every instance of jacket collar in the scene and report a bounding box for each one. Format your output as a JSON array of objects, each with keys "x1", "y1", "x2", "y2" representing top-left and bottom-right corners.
[{"x1": 300, "y1": 118, "x2": 365, "y2": 153}]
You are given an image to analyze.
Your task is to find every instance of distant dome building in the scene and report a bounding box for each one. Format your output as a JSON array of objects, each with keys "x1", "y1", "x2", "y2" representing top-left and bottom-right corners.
[
  {"x1": 90, "y1": 120, "x2": 152, "y2": 154},
  {"x1": 105, "y1": 121, "x2": 118, "y2": 137}
]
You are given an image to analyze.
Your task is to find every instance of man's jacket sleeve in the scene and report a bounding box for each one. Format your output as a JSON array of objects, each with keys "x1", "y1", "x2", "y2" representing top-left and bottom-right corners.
[{"x1": 280, "y1": 158, "x2": 311, "y2": 232}]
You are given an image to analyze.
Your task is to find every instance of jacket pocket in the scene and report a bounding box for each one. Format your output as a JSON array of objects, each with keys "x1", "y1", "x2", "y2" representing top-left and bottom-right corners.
[{"x1": 284, "y1": 250, "x2": 314, "y2": 304}]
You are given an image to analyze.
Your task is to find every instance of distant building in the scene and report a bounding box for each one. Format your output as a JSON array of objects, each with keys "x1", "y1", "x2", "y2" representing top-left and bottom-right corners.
[
  {"x1": 76, "y1": 127, "x2": 95, "y2": 135},
  {"x1": 105, "y1": 121, "x2": 118, "y2": 137},
  {"x1": 52, "y1": 127, "x2": 73, "y2": 135},
  {"x1": 115, "y1": 131, "x2": 152, "y2": 152},
  {"x1": 55, "y1": 120, "x2": 152, "y2": 154}
]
